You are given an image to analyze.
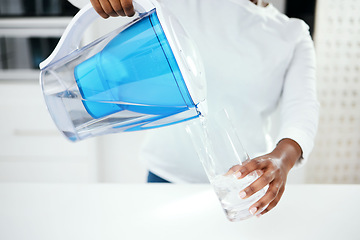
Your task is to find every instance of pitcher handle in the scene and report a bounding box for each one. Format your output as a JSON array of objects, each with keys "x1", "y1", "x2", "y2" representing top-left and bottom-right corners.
[{"x1": 39, "y1": 0, "x2": 155, "y2": 69}]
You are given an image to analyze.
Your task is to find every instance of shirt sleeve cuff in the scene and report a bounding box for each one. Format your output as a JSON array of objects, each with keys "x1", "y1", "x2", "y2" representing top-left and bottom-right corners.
[{"x1": 276, "y1": 127, "x2": 315, "y2": 167}]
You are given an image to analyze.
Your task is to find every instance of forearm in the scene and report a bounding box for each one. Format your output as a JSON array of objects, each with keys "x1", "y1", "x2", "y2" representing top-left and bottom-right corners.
[
  {"x1": 277, "y1": 33, "x2": 319, "y2": 162},
  {"x1": 272, "y1": 138, "x2": 303, "y2": 173}
]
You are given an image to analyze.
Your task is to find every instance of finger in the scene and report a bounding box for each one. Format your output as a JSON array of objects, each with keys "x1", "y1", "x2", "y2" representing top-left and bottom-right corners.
[
  {"x1": 235, "y1": 157, "x2": 268, "y2": 179},
  {"x1": 120, "y1": 0, "x2": 135, "y2": 17},
  {"x1": 249, "y1": 181, "x2": 282, "y2": 216},
  {"x1": 90, "y1": 0, "x2": 110, "y2": 18},
  {"x1": 239, "y1": 170, "x2": 276, "y2": 199},
  {"x1": 255, "y1": 170, "x2": 264, "y2": 176},
  {"x1": 99, "y1": 0, "x2": 119, "y2": 17},
  {"x1": 224, "y1": 164, "x2": 241, "y2": 176},
  {"x1": 108, "y1": 0, "x2": 126, "y2": 16},
  {"x1": 260, "y1": 185, "x2": 285, "y2": 215}
]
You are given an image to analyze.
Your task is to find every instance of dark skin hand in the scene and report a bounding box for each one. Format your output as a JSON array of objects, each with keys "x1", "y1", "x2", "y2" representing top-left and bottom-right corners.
[
  {"x1": 228, "y1": 138, "x2": 302, "y2": 216},
  {"x1": 90, "y1": 0, "x2": 268, "y2": 18},
  {"x1": 90, "y1": 0, "x2": 135, "y2": 18}
]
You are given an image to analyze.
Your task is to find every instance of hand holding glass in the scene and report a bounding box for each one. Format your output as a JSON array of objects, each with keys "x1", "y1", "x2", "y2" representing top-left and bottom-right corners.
[{"x1": 186, "y1": 109, "x2": 266, "y2": 221}]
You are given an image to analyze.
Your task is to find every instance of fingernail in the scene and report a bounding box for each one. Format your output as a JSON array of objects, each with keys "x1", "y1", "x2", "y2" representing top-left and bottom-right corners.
[
  {"x1": 250, "y1": 207, "x2": 257, "y2": 215},
  {"x1": 234, "y1": 171, "x2": 241, "y2": 178},
  {"x1": 239, "y1": 191, "x2": 246, "y2": 199}
]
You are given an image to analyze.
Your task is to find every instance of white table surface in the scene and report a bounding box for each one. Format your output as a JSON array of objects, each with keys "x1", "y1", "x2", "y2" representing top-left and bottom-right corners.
[{"x1": 0, "y1": 183, "x2": 359, "y2": 240}]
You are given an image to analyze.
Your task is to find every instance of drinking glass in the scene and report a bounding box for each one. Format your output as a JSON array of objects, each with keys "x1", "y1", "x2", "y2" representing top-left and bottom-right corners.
[{"x1": 186, "y1": 109, "x2": 266, "y2": 221}]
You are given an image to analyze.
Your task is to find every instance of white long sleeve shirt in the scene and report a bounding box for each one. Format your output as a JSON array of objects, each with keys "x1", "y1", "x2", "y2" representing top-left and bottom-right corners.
[{"x1": 139, "y1": 0, "x2": 319, "y2": 183}]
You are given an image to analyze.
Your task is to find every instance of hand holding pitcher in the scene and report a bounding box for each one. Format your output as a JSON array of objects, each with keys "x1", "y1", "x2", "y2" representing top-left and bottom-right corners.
[{"x1": 90, "y1": 0, "x2": 135, "y2": 17}]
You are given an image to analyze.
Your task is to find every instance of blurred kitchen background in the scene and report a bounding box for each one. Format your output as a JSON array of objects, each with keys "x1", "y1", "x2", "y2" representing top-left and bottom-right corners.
[{"x1": 0, "y1": 0, "x2": 359, "y2": 184}]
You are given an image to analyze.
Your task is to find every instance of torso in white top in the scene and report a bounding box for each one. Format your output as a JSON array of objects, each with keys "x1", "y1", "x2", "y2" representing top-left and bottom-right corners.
[{"x1": 139, "y1": 0, "x2": 319, "y2": 183}]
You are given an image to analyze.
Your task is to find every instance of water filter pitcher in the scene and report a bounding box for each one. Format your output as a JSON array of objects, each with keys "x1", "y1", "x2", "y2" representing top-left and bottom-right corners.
[{"x1": 39, "y1": 0, "x2": 206, "y2": 141}]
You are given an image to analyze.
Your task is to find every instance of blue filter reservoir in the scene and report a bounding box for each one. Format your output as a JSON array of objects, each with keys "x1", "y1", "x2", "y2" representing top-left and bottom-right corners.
[{"x1": 74, "y1": 10, "x2": 194, "y2": 119}]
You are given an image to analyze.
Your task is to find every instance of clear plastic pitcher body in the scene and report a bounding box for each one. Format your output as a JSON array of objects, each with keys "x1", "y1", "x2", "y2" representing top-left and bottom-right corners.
[{"x1": 40, "y1": 1, "x2": 206, "y2": 141}]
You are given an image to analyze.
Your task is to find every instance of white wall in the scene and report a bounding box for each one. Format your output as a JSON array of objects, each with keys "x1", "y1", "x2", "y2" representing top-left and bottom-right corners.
[{"x1": 305, "y1": 0, "x2": 360, "y2": 184}]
